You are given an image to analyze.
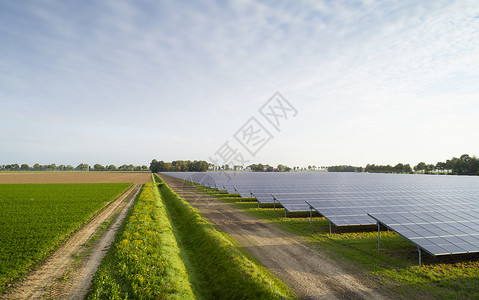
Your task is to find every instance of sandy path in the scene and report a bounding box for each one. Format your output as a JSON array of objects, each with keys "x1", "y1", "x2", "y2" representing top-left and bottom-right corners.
[
  {"x1": 2, "y1": 184, "x2": 141, "y2": 300},
  {"x1": 160, "y1": 175, "x2": 391, "y2": 300}
]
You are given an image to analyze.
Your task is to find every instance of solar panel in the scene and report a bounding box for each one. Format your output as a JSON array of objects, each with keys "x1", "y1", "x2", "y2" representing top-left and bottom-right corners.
[
  {"x1": 161, "y1": 171, "x2": 479, "y2": 260},
  {"x1": 369, "y1": 210, "x2": 479, "y2": 256}
]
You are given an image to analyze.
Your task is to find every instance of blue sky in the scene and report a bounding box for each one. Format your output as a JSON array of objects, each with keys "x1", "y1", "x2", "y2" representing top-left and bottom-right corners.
[{"x1": 1, "y1": 0, "x2": 479, "y2": 167}]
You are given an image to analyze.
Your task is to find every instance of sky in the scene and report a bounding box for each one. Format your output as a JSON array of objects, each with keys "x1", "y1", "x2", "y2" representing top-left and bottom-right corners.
[{"x1": 1, "y1": 0, "x2": 479, "y2": 168}]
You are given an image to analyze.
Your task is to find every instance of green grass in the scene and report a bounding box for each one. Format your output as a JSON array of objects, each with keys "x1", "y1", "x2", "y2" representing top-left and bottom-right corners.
[
  {"x1": 88, "y1": 176, "x2": 293, "y2": 299},
  {"x1": 198, "y1": 185, "x2": 479, "y2": 299},
  {"x1": 87, "y1": 182, "x2": 195, "y2": 300},
  {"x1": 156, "y1": 175, "x2": 294, "y2": 299},
  {"x1": 0, "y1": 183, "x2": 132, "y2": 293}
]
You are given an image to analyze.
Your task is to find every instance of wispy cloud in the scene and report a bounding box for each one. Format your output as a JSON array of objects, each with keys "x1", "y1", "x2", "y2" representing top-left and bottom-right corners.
[{"x1": 1, "y1": 0, "x2": 478, "y2": 165}]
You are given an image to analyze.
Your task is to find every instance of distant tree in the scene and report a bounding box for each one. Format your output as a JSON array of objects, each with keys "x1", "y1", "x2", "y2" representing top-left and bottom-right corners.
[
  {"x1": 403, "y1": 164, "x2": 413, "y2": 173},
  {"x1": 435, "y1": 162, "x2": 447, "y2": 173},
  {"x1": 66, "y1": 165, "x2": 73, "y2": 170},
  {"x1": 414, "y1": 162, "x2": 427, "y2": 173},
  {"x1": 150, "y1": 159, "x2": 159, "y2": 173},
  {"x1": 20, "y1": 164, "x2": 29, "y2": 170},
  {"x1": 94, "y1": 164, "x2": 105, "y2": 171},
  {"x1": 470, "y1": 156, "x2": 479, "y2": 175},
  {"x1": 76, "y1": 163, "x2": 89, "y2": 171},
  {"x1": 425, "y1": 164, "x2": 435, "y2": 174}
]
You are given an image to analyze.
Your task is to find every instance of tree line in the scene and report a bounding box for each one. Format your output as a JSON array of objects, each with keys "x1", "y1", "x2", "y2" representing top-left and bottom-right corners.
[
  {"x1": 0, "y1": 163, "x2": 149, "y2": 171},
  {"x1": 328, "y1": 154, "x2": 479, "y2": 175},
  {"x1": 248, "y1": 163, "x2": 292, "y2": 172},
  {"x1": 327, "y1": 165, "x2": 363, "y2": 172},
  {"x1": 149, "y1": 160, "x2": 209, "y2": 172}
]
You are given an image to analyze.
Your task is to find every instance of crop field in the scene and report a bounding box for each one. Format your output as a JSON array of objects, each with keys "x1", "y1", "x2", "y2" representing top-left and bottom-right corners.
[
  {"x1": 0, "y1": 183, "x2": 132, "y2": 292},
  {"x1": 0, "y1": 172, "x2": 151, "y2": 184}
]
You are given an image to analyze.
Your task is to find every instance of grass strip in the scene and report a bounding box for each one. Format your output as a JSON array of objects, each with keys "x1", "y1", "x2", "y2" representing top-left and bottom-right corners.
[
  {"x1": 87, "y1": 182, "x2": 195, "y2": 299},
  {"x1": 155, "y1": 174, "x2": 294, "y2": 299}
]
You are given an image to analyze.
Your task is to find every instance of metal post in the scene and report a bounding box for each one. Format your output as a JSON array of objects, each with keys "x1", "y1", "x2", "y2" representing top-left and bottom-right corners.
[
  {"x1": 273, "y1": 198, "x2": 276, "y2": 212},
  {"x1": 377, "y1": 222, "x2": 380, "y2": 252},
  {"x1": 418, "y1": 246, "x2": 422, "y2": 266},
  {"x1": 309, "y1": 205, "x2": 313, "y2": 227},
  {"x1": 284, "y1": 208, "x2": 286, "y2": 218},
  {"x1": 234, "y1": 187, "x2": 239, "y2": 202},
  {"x1": 329, "y1": 220, "x2": 332, "y2": 235}
]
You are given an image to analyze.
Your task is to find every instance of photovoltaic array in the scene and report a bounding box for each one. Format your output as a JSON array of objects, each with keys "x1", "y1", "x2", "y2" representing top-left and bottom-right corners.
[{"x1": 161, "y1": 172, "x2": 479, "y2": 257}]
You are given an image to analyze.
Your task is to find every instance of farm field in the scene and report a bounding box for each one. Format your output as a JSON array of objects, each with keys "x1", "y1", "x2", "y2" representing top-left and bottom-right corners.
[
  {"x1": 0, "y1": 183, "x2": 132, "y2": 293},
  {"x1": 0, "y1": 172, "x2": 151, "y2": 184}
]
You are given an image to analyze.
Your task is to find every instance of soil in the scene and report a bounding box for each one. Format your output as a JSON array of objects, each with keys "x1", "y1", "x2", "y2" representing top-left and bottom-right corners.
[
  {"x1": 159, "y1": 174, "x2": 392, "y2": 300},
  {"x1": 2, "y1": 184, "x2": 142, "y2": 300},
  {"x1": 0, "y1": 172, "x2": 151, "y2": 184}
]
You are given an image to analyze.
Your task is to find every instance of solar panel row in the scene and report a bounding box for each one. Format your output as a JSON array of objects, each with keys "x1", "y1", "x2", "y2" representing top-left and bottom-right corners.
[{"x1": 161, "y1": 171, "x2": 479, "y2": 258}]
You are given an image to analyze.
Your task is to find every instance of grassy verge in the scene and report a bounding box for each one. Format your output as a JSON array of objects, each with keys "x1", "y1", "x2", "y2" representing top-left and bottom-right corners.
[
  {"x1": 87, "y1": 182, "x2": 194, "y2": 299},
  {"x1": 155, "y1": 175, "x2": 294, "y2": 299},
  {"x1": 199, "y1": 186, "x2": 479, "y2": 300}
]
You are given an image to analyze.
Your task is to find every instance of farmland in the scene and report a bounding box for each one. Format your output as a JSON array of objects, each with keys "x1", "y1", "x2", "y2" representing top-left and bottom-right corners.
[
  {"x1": 0, "y1": 183, "x2": 132, "y2": 292},
  {"x1": 0, "y1": 172, "x2": 151, "y2": 184}
]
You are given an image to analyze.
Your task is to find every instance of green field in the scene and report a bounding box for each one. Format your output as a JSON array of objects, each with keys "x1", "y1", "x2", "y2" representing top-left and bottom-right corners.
[{"x1": 0, "y1": 183, "x2": 131, "y2": 292}]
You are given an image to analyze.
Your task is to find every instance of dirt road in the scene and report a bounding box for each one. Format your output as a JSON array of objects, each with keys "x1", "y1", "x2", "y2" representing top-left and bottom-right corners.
[
  {"x1": 160, "y1": 174, "x2": 390, "y2": 300},
  {"x1": 2, "y1": 184, "x2": 141, "y2": 300}
]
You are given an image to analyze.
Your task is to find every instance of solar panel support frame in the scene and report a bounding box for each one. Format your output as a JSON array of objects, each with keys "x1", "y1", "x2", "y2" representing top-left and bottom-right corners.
[
  {"x1": 418, "y1": 246, "x2": 422, "y2": 266},
  {"x1": 377, "y1": 222, "x2": 380, "y2": 252},
  {"x1": 372, "y1": 216, "x2": 425, "y2": 266},
  {"x1": 306, "y1": 201, "x2": 313, "y2": 227},
  {"x1": 234, "y1": 186, "x2": 240, "y2": 202}
]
